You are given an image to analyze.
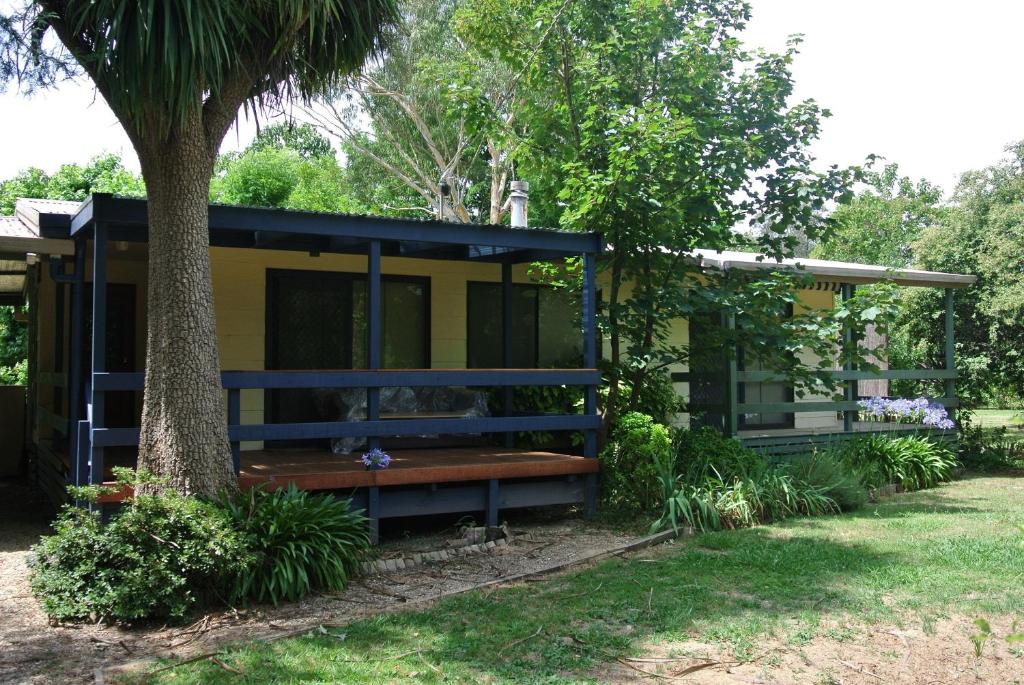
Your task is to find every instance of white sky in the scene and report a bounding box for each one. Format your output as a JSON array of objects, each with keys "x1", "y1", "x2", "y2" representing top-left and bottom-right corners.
[{"x1": 0, "y1": 0, "x2": 1021, "y2": 196}]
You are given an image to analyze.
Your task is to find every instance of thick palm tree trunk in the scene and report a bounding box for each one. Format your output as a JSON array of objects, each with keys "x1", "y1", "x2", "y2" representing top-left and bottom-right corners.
[{"x1": 136, "y1": 129, "x2": 234, "y2": 497}]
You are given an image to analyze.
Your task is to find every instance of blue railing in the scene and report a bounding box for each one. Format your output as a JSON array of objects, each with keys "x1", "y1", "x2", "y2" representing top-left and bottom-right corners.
[{"x1": 79, "y1": 368, "x2": 602, "y2": 485}]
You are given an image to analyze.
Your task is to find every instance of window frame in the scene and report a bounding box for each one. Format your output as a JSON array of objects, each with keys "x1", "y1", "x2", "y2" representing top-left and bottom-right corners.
[
  {"x1": 265, "y1": 268, "x2": 431, "y2": 371},
  {"x1": 466, "y1": 280, "x2": 585, "y2": 369}
]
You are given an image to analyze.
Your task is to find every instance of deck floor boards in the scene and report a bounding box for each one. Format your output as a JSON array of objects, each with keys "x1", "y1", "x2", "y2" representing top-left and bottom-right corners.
[{"x1": 237, "y1": 447, "x2": 599, "y2": 491}]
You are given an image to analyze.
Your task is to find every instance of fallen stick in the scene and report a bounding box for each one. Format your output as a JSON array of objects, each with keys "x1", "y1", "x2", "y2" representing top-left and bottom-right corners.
[
  {"x1": 498, "y1": 626, "x2": 544, "y2": 656},
  {"x1": 838, "y1": 659, "x2": 883, "y2": 681},
  {"x1": 209, "y1": 656, "x2": 243, "y2": 675}
]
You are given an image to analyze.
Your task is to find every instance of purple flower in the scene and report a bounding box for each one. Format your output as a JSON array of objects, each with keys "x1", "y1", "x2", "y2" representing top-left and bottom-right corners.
[
  {"x1": 362, "y1": 448, "x2": 391, "y2": 470},
  {"x1": 858, "y1": 397, "x2": 888, "y2": 418},
  {"x1": 857, "y1": 395, "x2": 955, "y2": 430}
]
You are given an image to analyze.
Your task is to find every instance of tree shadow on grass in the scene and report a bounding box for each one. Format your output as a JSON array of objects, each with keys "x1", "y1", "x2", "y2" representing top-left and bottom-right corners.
[
  {"x1": 144, "y1": 528, "x2": 913, "y2": 684},
  {"x1": 138, "y1": 477, "x2": 1024, "y2": 684}
]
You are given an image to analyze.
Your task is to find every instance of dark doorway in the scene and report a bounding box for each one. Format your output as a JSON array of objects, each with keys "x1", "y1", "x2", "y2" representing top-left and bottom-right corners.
[{"x1": 83, "y1": 283, "x2": 138, "y2": 428}]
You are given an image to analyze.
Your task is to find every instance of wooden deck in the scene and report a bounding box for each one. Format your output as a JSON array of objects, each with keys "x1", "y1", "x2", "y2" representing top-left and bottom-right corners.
[
  {"x1": 93, "y1": 446, "x2": 599, "y2": 502},
  {"x1": 238, "y1": 447, "x2": 599, "y2": 491}
]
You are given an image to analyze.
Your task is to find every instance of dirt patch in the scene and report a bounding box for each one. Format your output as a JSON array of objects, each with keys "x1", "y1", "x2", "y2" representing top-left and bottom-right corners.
[
  {"x1": 0, "y1": 482, "x2": 638, "y2": 684},
  {"x1": 598, "y1": 614, "x2": 1024, "y2": 684}
]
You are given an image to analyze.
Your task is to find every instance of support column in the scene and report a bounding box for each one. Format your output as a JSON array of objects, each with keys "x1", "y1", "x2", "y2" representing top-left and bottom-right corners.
[
  {"x1": 501, "y1": 262, "x2": 515, "y2": 448},
  {"x1": 582, "y1": 253, "x2": 598, "y2": 518},
  {"x1": 367, "y1": 241, "x2": 381, "y2": 451},
  {"x1": 68, "y1": 241, "x2": 85, "y2": 485},
  {"x1": 53, "y1": 280, "x2": 65, "y2": 424},
  {"x1": 486, "y1": 478, "x2": 499, "y2": 528},
  {"x1": 842, "y1": 284, "x2": 856, "y2": 432},
  {"x1": 724, "y1": 311, "x2": 738, "y2": 437},
  {"x1": 944, "y1": 288, "x2": 956, "y2": 401},
  {"x1": 367, "y1": 486, "x2": 380, "y2": 545},
  {"x1": 24, "y1": 261, "x2": 37, "y2": 476},
  {"x1": 228, "y1": 388, "x2": 241, "y2": 475},
  {"x1": 89, "y1": 225, "x2": 107, "y2": 488}
]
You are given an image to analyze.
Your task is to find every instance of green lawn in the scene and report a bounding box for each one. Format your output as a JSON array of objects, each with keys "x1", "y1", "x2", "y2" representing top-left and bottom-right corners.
[
  {"x1": 972, "y1": 408, "x2": 1024, "y2": 430},
  {"x1": 134, "y1": 476, "x2": 1024, "y2": 684}
]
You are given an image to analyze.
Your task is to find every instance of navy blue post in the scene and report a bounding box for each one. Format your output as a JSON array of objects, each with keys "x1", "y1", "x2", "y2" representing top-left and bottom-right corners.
[
  {"x1": 89, "y1": 224, "x2": 107, "y2": 490},
  {"x1": 582, "y1": 253, "x2": 598, "y2": 518},
  {"x1": 67, "y1": 240, "x2": 86, "y2": 480},
  {"x1": 944, "y1": 288, "x2": 955, "y2": 401},
  {"x1": 501, "y1": 262, "x2": 515, "y2": 448},
  {"x1": 75, "y1": 420, "x2": 89, "y2": 488},
  {"x1": 842, "y1": 284, "x2": 856, "y2": 432},
  {"x1": 367, "y1": 486, "x2": 380, "y2": 544},
  {"x1": 228, "y1": 388, "x2": 241, "y2": 475},
  {"x1": 53, "y1": 280, "x2": 65, "y2": 422},
  {"x1": 366, "y1": 240, "x2": 382, "y2": 451},
  {"x1": 366, "y1": 241, "x2": 382, "y2": 543},
  {"x1": 487, "y1": 478, "x2": 499, "y2": 528}
]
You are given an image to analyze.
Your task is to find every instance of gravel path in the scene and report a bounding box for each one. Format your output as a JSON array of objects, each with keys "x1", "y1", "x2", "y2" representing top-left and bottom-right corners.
[{"x1": 0, "y1": 480, "x2": 639, "y2": 684}]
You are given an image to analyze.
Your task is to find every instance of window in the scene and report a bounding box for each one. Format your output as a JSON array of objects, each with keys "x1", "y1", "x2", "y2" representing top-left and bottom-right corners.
[
  {"x1": 266, "y1": 270, "x2": 429, "y2": 429},
  {"x1": 466, "y1": 282, "x2": 581, "y2": 368}
]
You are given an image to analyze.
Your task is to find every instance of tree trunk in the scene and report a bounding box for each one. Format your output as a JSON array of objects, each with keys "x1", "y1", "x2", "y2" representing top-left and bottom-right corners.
[{"x1": 135, "y1": 128, "x2": 234, "y2": 497}]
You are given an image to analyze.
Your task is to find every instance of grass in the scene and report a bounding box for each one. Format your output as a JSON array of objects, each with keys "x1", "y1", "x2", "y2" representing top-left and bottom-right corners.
[
  {"x1": 971, "y1": 408, "x2": 1024, "y2": 450},
  {"x1": 973, "y1": 409, "x2": 1024, "y2": 430},
  {"x1": 132, "y1": 475, "x2": 1024, "y2": 684}
]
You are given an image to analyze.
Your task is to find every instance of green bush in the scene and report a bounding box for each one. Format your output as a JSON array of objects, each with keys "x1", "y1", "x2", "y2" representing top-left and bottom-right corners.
[
  {"x1": 29, "y1": 471, "x2": 250, "y2": 623},
  {"x1": 608, "y1": 369, "x2": 682, "y2": 425},
  {"x1": 674, "y1": 426, "x2": 766, "y2": 482},
  {"x1": 222, "y1": 484, "x2": 370, "y2": 605},
  {"x1": 958, "y1": 412, "x2": 1024, "y2": 471},
  {"x1": 653, "y1": 470, "x2": 837, "y2": 534},
  {"x1": 600, "y1": 412, "x2": 673, "y2": 512},
  {"x1": 838, "y1": 435, "x2": 956, "y2": 491},
  {"x1": 780, "y1": 453, "x2": 869, "y2": 512}
]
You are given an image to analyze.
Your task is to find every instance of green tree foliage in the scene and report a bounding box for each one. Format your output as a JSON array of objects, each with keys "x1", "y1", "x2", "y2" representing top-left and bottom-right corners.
[
  {"x1": 250, "y1": 123, "x2": 334, "y2": 160},
  {"x1": 313, "y1": 0, "x2": 877, "y2": 422},
  {"x1": 308, "y1": 0, "x2": 514, "y2": 222},
  {"x1": 461, "y1": 0, "x2": 863, "y2": 418},
  {"x1": 899, "y1": 142, "x2": 1024, "y2": 405},
  {"x1": 0, "y1": 153, "x2": 144, "y2": 214},
  {"x1": 0, "y1": 167, "x2": 48, "y2": 214},
  {"x1": 814, "y1": 163, "x2": 946, "y2": 268},
  {"x1": 211, "y1": 139, "x2": 367, "y2": 214},
  {"x1": 0, "y1": 307, "x2": 27, "y2": 384}
]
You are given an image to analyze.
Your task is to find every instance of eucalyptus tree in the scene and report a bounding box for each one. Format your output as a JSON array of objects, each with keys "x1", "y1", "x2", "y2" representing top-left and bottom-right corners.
[
  {"x1": 304, "y1": 0, "x2": 523, "y2": 223},
  {"x1": 1, "y1": 1, "x2": 399, "y2": 496}
]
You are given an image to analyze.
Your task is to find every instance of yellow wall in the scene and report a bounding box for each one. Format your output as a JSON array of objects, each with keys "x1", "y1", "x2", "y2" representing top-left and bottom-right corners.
[
  {"x1": 207, "y1": 248, "x2": 539, "y2": 448},
  {"x1": 31, "y1": 244, "x2": 843, "y2": 449},
  {"x1": 608, "y1": 285, "x2": 839, "y2": 430}
]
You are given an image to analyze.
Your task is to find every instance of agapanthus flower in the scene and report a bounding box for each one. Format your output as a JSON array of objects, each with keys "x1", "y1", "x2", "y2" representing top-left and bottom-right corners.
[
  {"x1": 362, "y1": 448, "x2": 391, "y2": 470},
  {"x1": 857, "y1": 396, "x2": 955, "y2": 430}
]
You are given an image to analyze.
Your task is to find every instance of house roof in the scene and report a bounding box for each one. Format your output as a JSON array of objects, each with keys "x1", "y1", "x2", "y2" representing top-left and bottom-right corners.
[
  {"x1": 0, "y1": 208, "x2": 76, "y2": 304},
  {"x1": 692, "y1": 249, "x2": 977, "y2": 289},
  {"x1": 2, "y1": 195, "x2": 977, "y2": 288},
  {"x1": 62, "y1": 194, "x2": 604, "y2": 263}
]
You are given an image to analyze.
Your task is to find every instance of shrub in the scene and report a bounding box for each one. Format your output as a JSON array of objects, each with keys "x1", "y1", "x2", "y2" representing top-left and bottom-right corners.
[
  {"x1": 600, "y1": 412, "x2": 673, "y2": 512},
  {"x1": 29, "y1": 470, "x2": 250, "y2": 623},
  {"x1": 780, "y1": 453, "x2": 869, "y2": 512},
  {"x1": 838, "y1": 435, "x2": 956, "y2": 491},
  {"x1": 652, "y1": 470, "x2": 837, "y2": 534},
  {"x1": 958, "y1": 412, "x2": 1024, "y2": 471},
  {"x1": 222, "y1": 484, "x2": 370, "y2": 605},
  {"x1": 673, "y1": 426, "x2": 766, "y2": 482}
]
